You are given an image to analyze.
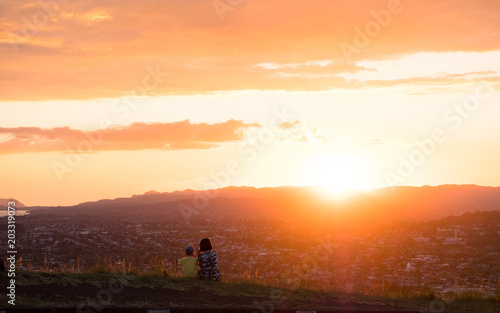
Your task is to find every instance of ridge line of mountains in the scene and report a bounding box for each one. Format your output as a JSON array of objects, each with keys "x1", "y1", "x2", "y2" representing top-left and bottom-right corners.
[{"x1": 9, "y1": 184, "x2": 500, "y2": 232}]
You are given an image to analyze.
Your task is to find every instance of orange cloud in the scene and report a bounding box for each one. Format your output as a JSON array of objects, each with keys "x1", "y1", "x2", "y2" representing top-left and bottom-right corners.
[
  {"x1": 1, "y1": 0, "x2": 499, "y2": 100},
  {"x1": 0, "y1": 120, "x2": 260, "y2": 153}
]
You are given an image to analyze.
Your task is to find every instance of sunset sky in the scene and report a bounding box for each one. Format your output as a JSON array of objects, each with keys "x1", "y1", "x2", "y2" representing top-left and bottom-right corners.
[{"x1": 1, "y1": 0, "x2": 500, "y2": 206}]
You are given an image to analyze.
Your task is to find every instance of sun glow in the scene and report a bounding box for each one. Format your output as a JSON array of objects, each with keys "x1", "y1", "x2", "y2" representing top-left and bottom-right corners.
[{"x1": 301, "y1": 154, "x2": 374, "y2": 192}]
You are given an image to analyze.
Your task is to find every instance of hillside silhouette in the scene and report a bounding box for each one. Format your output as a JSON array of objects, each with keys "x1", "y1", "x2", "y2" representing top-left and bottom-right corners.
[
  {"x1": 25, "y1": 185, "x2": 500, "y2": 233},
  {"x1": 0, "y1": 197, "x2": 26, "y2": 209}
]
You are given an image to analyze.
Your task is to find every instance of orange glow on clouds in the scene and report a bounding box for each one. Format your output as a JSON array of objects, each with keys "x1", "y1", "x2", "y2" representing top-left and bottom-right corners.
[
  {"x1": 1, "y1": 0, "x2": 500, "y2": 206},
  {"x1": 0, "y1": 120, "x2": 259, "y2": 153},
  {"x1": 1, "y1": 0, "x2": 500, "y2": 100}
]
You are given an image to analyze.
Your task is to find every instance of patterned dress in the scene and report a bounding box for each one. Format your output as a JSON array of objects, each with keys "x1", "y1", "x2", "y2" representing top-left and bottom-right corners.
[{"x1": 198, "y1": 250, "x2": 221, "y2": 281}]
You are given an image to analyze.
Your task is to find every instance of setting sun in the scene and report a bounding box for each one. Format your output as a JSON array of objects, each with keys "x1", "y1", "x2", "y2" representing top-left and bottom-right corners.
[
  {"x1": 301, "y1": 154, "x2": 374, "y2": 192},
  {"x1": 1, "y1": 0, "x2": 499, "y2": 208}
]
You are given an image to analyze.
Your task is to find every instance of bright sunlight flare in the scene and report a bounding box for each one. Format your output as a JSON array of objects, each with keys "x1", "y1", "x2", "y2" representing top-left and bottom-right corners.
[{"x1": 301, "y1": 154, "x2": 374, "y2": 192}]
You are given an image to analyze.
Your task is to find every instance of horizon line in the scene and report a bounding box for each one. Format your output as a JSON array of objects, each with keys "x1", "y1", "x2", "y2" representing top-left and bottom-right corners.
[{"x1": 7, "y1": 183, "x2": 500, "y2": 208}]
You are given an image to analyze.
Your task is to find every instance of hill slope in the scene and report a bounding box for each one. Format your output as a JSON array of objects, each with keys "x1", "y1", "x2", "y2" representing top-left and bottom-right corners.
[{"x1": 2, "y1": 271, "x2": 498, "y2": 312}]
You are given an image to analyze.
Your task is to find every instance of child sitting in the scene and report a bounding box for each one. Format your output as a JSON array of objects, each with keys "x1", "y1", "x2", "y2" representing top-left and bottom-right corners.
[{"x1": 177, "y1": 245, "x2": 198, "y2": 278}]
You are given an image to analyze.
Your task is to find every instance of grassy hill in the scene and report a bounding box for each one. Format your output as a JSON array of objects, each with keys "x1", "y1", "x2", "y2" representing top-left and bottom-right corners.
[{"x1": 1, "y1": 271, "x2": 499, "y2": 312}]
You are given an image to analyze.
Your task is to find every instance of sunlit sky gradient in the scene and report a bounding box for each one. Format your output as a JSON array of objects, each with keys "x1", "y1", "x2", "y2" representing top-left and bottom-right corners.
[{"x1": 1, "y1": 0, "x2": 500, "y2": 206}]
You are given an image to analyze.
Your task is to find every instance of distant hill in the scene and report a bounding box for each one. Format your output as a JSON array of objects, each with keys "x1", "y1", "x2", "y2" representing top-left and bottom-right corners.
[
  {"x1": 437, "y1": 210, "x2": 500, "y2": 226},
  {"x1": 26, "y1": 185, "x2": 500, "y2": 232},
  {"x1": 0, "y1": 198, "x2": 26, "y2": 210}
]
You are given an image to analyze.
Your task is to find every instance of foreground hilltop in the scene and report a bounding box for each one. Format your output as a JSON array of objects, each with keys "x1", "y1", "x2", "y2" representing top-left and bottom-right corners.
[{"x1": 1, "y1": 271, "x2": 498, "y2": 312}]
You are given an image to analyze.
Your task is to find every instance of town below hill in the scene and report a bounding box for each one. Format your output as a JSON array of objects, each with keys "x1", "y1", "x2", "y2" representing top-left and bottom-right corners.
[{"x1": 2, "y1": 200, "x2": 499, "y2": 300}]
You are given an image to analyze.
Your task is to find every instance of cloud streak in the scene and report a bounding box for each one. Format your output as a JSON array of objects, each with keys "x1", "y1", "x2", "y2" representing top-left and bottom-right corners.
[{"x1": 0, "y1": 120, "x2": 260, "y2": 153}]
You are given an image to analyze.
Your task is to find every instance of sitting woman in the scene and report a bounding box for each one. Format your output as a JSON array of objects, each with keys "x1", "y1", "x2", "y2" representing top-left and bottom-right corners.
[{"x1": 197, "y1": 238, "x2": 221, "y2": 281}]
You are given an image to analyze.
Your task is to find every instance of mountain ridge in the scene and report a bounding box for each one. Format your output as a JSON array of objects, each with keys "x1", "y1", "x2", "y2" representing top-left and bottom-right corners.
[{"x1": 25, "y1": 184, "x2": 500, "y2": 233}]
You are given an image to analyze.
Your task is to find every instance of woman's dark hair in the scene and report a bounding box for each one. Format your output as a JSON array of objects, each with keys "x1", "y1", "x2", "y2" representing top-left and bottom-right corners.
[{"x1": 199, "y1": 238, "x2": 213, "y2": 252}]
